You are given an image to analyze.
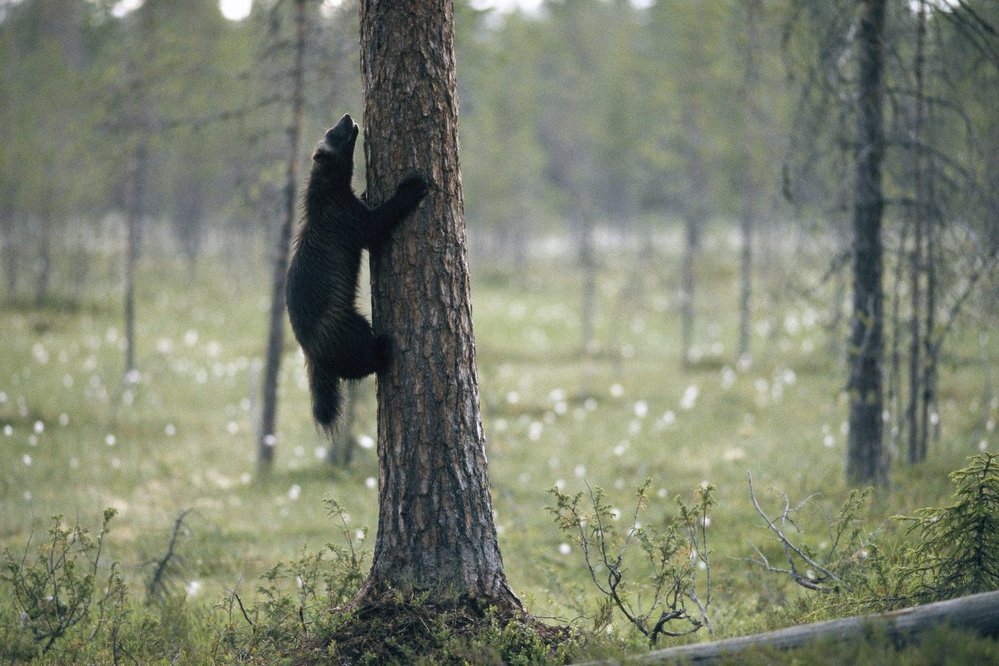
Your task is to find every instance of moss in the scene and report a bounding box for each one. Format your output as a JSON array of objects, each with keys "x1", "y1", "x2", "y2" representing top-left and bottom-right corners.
[{"x1": 307, "y1": 596, "x2": 579, "y2": 665}]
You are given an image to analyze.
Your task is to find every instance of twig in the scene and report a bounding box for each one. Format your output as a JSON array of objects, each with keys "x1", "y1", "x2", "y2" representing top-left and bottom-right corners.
[
  {"x1": 748, "y1": 473, "x2": 841, "y2": 591},
  {"x1": 233, "y1": 591, "x2": 254, "y2": 629},
  {"x1": 147, "y1": 509, "x2": 193, "y2": 600}
]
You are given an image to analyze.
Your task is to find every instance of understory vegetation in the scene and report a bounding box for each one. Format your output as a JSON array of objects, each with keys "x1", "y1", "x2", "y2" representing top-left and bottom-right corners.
[{"x1": 1, "y1": 235, "x2": 997, "y2": 663}]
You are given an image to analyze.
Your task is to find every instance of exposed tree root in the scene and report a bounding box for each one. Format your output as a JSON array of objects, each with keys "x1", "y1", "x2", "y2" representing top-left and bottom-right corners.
[{"x1": 297, "y1": 593, "x2": 574, "y2": 665}]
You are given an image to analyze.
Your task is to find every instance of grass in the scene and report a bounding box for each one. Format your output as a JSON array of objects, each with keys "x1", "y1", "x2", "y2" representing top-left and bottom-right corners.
[{"x1": 1, "y1": 226, "x2": 996, "y2": 661}]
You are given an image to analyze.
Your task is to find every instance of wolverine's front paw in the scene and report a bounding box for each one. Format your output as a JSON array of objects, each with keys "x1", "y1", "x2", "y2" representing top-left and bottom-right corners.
[{"x1": 396, "y1": 174, "x2": 429, "y2": 205}]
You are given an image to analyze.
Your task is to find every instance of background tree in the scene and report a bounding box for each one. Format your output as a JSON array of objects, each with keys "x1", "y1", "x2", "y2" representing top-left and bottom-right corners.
[
  {"x1": 846, "y1": 0, "x2": 887, "y2": 486},
  {"x1": 644, "y1": 0, "x2": 729, "y2": 368},
  {"x1": 457, "y1": 8, "x2": 552, "y2": 280},
  {"x1": 897, "y1": 0, "x2": 999, "y2": 463},
  {"x1": 257, "y1": 0, "x2": 308, "y2": 471},
  {"x1": 0, "y1": 0, "x2": 108, "y2": 307},
  {"x1": 356, "y1": 0, "x2": 521, "y2": 611},
  {"x1": 736, "y1": 0, "x2": 763, "y2": 362},
  {"x1": 784, "y1": 0, "x2": 998, "y2": 482}
]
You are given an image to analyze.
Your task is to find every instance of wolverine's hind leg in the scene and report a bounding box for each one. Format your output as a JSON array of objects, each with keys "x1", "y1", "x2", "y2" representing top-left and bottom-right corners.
[{"x1": 331, "y1": 311, "x2": 391, "y2": 379}]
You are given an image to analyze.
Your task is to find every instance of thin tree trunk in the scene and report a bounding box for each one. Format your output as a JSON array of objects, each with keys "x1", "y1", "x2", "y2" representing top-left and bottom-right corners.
[
  {"x1": 258, "y1": 0, "x2": 307, "y2": 470},
  {"x1": 679, "y1": 106, "x2": 706, "y2": 369},
  {"x1": 0, "y1": 25, "x2": 16, "y2": 302},
  {"x1": 846, "y1": 0, "x2": 887, "y2": 486},
  {"x1": 889, "y1": 221, "x2": 907, "y2": 460},
  {"x1": 737, "y1": 198, "x2": 753, "y2": 361},
  {"x1": 123, "y1": 141, "x2": 146, "y2": 376},
  {"x1": 680, "y1": 225, "x2": 697, "y2": 367},
  {"x1": 358, "y1": 0, "x2": 520, "y2": 610},
  {"x1": 907, "y1": 0, "x2": 927, "y2": 464},
  {"x1": 0, "y1": 209, "x2": 15, "y2": 301},
  {"x1": 121, "y1": 16, "x2": 149, "y2": 379},
  {"x1": 828, "y1": 252, "x2": 847, "y2": 360},
  {"x1": 921, "y1": 150, "x2": 940, "y2": 451},
  {"x1": 34, "y1": 210, "x2": 52, "y2": 307},
  {"x1": 579, "y1": 214, "x2": 597, "y2": 356},
  {"x1": 921, "y1": 221, "x2": 938, "y2": 450},
  {"x1": 737, "y1": 0, "x2": 761, "y2": 362}
]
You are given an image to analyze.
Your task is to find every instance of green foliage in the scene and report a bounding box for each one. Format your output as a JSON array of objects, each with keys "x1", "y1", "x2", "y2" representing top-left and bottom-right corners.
[
  {"x1": 232, "y1": 496, "x2": 369, "y2": 659},
  {"x1": 419, "y1": 604, "x2": 577, "y2": 666},
  {"x1": 548, "y1": 478, "x2": 713, "y2": 644},
  {"x1": 750, "y1": 454, "x2": 999, "y2": 628},
  {"x1": 899, "y1": 453, "x2": 999, "y2": 599},
  {"x1": 748, "y1": 479, "x2": 877, "y2": 595},
  {"x1": 318, "y1": 596, "x2": 579, "y2": 665},
  {"x1": 0, "y1": 508, "x2": 126, "y2": 661}
]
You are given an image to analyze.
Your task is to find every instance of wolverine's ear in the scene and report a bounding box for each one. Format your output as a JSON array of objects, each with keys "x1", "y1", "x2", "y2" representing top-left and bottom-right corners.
[{"x1": 312, "y1": 138, "x2": 333, "y2": 161}]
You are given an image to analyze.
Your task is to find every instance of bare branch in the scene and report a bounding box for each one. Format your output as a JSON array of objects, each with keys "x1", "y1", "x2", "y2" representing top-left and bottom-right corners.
[{"x1": 748, "y1": 473, "x2": 841, "y2": 592}]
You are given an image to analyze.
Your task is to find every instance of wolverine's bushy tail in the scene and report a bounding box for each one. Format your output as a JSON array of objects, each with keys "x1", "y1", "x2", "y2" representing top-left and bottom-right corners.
[{"x1": 307, "y1": 360, "x2": 341, "y2": 439}]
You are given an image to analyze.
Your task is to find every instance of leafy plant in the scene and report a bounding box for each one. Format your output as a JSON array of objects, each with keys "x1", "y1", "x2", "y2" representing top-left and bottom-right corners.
[
  {"x1": 899, "y1": 453, "x2": 999, "y2": 599},
  {"x1": 223, "y1": 495, "x2": 370, "y2": 659},
  {"x1": 747, "y1": 474, "x2": 875, "y2": 594},
  {"x1": 1, "y1": 509, "x2": 126, "y2": 659},
  {"x1": 748, "y1": 454, "x2": 999, "y2": 624},
  {"x1": 548, "y1": 478, "x2": 713, "y2": 645},
  {"x1": 321, "y1": 496, "x2": 368, "y2": 609}
]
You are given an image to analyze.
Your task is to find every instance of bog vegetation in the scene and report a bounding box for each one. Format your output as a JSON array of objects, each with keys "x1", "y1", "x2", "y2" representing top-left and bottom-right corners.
[
  {"x1": 2, "y1": 241, "x2": 996, "y2": 663},
  {"x1": 1, "y1": 0, "x2": 997, "y2": 662}
]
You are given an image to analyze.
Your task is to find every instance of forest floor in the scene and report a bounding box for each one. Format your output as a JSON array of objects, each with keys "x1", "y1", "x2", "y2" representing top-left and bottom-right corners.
[{"x1": 1, "y1": 227, "x2": 996, "y2": 662}]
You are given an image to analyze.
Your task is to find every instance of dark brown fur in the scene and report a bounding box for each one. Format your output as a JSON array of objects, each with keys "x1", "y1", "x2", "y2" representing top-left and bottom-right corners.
[{"x1": 286, "y1": 114, "x2": 427, "y2": 435}]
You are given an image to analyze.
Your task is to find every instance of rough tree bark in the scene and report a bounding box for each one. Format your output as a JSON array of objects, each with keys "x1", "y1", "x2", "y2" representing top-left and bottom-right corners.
[
  {"x1": 258, "y1": 0, "x2": 307, "y2": 470},
  {"x1": 846, "y1": 0, "x2": 887, "y2": 486},
  {"x1": 356, "y1": 0, "x2": 521, "y2": 611}
]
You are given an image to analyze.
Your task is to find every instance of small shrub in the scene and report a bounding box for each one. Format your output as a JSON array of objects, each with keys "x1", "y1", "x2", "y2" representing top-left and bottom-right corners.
[
  {"x1": 749, "y1": 453, "x2": 999, "y2": 624},
  {"x1": 0, "y1": 509, "x2": 126, "y2": 660},
  {"x1": 899, "y1": 452, "x2": 999, "y2": 599},
  {"x1": 747, "y1": 475, "x2": 877, "y2": 595},
  {"x1": 548, "y1": 478, "x2": 713, "y2": 645}
]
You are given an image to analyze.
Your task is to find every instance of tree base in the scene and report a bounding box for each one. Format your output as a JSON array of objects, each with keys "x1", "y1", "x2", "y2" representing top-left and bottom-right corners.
[{"x1": 311, "y1": 592, "x2": 575, "y2": 665}]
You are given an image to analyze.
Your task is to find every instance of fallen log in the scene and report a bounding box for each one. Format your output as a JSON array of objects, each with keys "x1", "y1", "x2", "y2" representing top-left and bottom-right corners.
[{"x1": 628, "y1": 590, "x2": 999, "y2": 663}]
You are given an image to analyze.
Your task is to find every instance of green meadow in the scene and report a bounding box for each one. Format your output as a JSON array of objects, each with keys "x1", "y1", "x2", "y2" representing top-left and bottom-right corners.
[{"x1": 1, "y1": 227, "x2": 996, "y2": 661}]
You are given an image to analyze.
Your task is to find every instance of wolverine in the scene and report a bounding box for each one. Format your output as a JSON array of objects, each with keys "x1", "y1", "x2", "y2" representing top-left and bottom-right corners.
[{"x1": 286, "y1": 114, "x2": 427, "y2": 435}]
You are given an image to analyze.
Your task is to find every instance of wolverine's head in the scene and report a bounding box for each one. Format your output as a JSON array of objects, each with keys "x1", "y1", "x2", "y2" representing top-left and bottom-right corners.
[{"x1": 312, "y1": 113, "x2": 359, "y2": 176}]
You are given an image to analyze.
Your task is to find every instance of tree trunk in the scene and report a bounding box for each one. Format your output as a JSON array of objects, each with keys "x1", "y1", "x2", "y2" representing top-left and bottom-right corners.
[
  {"x1": 737, "y1": 0, "x2": 761, "y2": 362},
  {"x1": 257, "y1": 0, "x2": 307, "y2": 471},
  {"x1": 123, "y1": 141, "x2": 146, "y2": 376},
  {"x1": 846, "y1": 0, "x2": 887, "y2": 486},
  {"x1": 34, "y1": 208, "x2": 52, "y2": 307},
  {"x1": 357, "y1": 0, "x2": 520, "y2": 611},
  {"x1": 907, "y1": 0, "x2": 927, "y2": 465},
  {"x1": 121, "y1": 9, "x2": 150, "y2": 379},
  {"x1": 0, "y1": 208, "x2": 16, "y2": 301},
  {"x1": 921, "y1": 175, "x2": 939, "y2": 451},
  {"x1": 578, "y1": 214, "x2": 598, "y2": 356},
  {"x1": 679, "y1": 106, "x2": 706, "y2": 369}
]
